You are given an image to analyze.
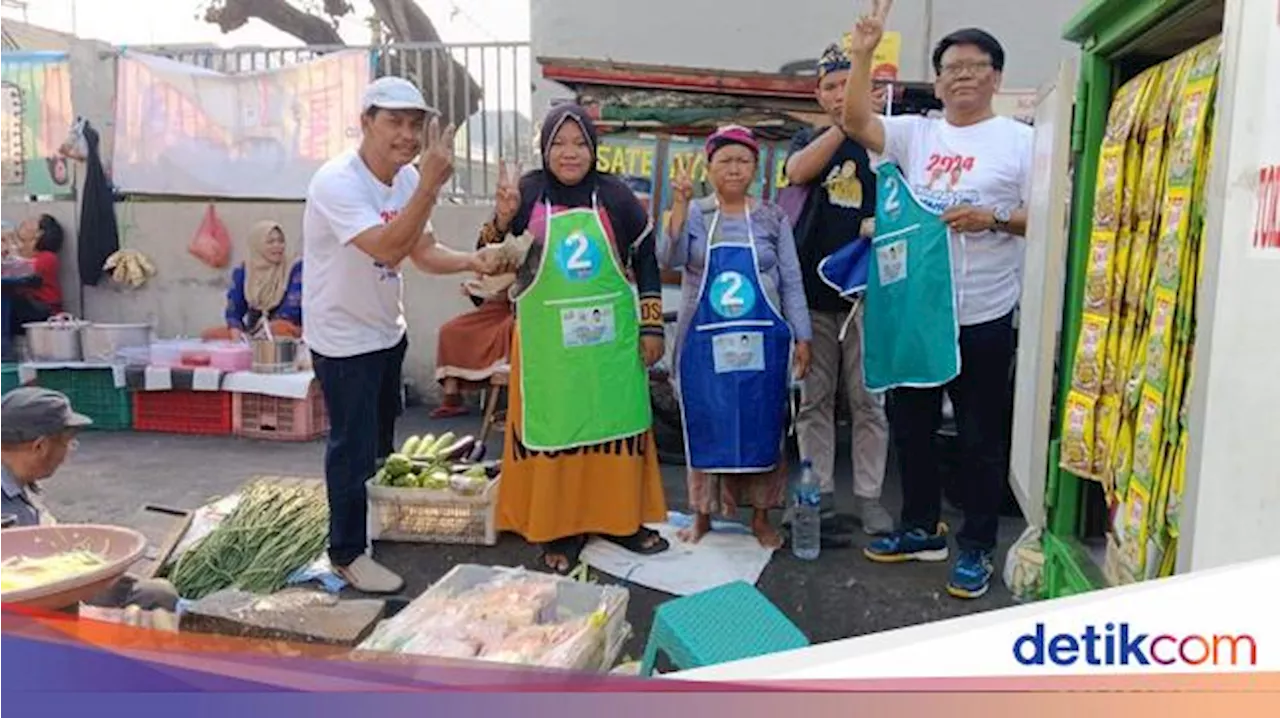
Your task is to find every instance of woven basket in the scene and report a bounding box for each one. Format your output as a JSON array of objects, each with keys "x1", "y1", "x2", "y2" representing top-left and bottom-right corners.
[{"x1": 365, "y1": 476, "x2": 499, "y2": 545}]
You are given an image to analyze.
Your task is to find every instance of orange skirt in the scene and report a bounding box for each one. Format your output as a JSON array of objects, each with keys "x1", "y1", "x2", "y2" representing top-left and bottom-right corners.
[
  {"x1": 496, "y1": 326, "x2": 668, "y2": 543},
  {"x1": 435, "y1": 299, "x2": 514, "y2": 384}
]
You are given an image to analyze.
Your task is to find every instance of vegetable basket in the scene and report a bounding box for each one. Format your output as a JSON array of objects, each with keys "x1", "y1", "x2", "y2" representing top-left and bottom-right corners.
[
  {"x1": 1, "y1": 524, "x2": 147, "y2": 610},
  {"x1": 365, "y1": 476, "x2": 500, "y2": 546}
]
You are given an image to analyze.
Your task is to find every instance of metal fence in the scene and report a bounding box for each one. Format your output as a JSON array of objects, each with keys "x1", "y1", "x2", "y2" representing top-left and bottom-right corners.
[{"x1": 129, "y1": 42, "x2": 534, "y2": 202}]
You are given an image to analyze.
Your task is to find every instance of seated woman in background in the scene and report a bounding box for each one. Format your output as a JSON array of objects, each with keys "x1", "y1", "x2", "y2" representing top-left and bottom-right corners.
[
  {"x1": 9, "y1": 214, "x2": 66, "y2": 324},
  {"x1": 201, "y1": 221, "x2": 302, "y2": 341},
  {"x1": 430, "y1": 247, "x2": 516, "y2": 418}
]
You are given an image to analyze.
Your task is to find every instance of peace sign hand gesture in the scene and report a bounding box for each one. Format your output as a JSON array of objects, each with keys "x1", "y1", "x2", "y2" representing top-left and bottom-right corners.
[
  {"x1": 419, "y1": 115, "x2": 457, "y2": 192},
  {"x1": 671, "y1": 161, "x2": 695, "y2": 206},
  {"x1": 849, "y1": 0, "x2": 893, "y2": 56},
  {"x1": 495, "y1": 159, "x2": 522, "y2": 231}
]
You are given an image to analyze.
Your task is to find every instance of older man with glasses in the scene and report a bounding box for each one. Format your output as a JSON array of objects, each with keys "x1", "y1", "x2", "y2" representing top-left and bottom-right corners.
[
  {"x1": 839, "y1": 0, "x2": 1033, "y2": 600},
  {"x1": 2, "y1": 386, "x2": 180, "y2": 611}
]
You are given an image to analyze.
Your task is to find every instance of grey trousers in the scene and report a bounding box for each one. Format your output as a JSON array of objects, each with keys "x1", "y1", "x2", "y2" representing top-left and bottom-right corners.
[{"x1": 795, "y1": 304, "x2": 889, "y2": 502}]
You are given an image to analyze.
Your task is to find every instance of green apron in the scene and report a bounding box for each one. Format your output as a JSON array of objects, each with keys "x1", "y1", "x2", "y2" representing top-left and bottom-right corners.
[
  {"x1": 862, "y1": 163, "x2": 961, "y2": 391},
  {"x1": 514, "y1": 196, "x2": 652, "y2": 451}
]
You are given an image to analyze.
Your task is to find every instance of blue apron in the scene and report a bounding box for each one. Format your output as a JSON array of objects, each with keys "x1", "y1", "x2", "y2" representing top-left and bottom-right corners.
[
  {"x1": 816, "y1": 237, "x2": 873, "y2": 301},
  {"x1": 862, "y1": 163, "x2": 961, "y2": 391},
  {"x1": 678, "y1": 200, "x2": 793, "y2": 473}
]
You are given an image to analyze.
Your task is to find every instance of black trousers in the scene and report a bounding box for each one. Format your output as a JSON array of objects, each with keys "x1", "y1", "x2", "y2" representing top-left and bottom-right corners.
[
  {"x1": 889, "y1": 311, "x2": 1015, "y2": 551},
  {"x1": 312, "y1": 336, "x2": 407, "y2": 566},
  {"x1": 11, "y1": 295, "x2": 53, "y2": 326}
]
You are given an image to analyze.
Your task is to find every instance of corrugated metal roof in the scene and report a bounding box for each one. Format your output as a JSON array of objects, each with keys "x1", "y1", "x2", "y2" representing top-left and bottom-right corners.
[{"x1": 0, "y1": 20, "x2": 76, "y2": 52}]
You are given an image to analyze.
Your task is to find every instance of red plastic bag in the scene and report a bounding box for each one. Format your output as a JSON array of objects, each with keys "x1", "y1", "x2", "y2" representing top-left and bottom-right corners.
[{"x1": 189, "y1": 204, "x2": 231, "y2": 269}]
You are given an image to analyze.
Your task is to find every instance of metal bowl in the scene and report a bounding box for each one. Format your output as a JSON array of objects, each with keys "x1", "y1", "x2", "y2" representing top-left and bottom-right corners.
[{"x1": 251, "y1": 337, "x2": 300, "y2": 374}]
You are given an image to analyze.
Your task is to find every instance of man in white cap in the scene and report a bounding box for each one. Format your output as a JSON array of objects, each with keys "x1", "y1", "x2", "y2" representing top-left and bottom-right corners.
[{"x1": 302, "y1": 76, "x2": 510, "y2": 593}]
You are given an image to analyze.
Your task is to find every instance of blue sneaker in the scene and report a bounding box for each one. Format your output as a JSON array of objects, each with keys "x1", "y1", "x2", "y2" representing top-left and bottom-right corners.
[
  {"x1": 863, "y1": 528, "x2": 949, "y2": 563},
  {"x1": 947, "y1": 549, "x2": 994, "y2": 599}
]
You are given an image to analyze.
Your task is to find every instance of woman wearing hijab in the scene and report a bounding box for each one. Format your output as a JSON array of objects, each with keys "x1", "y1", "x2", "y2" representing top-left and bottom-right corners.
[
  {"x1": 660, "y1": 125, "x2": 812, "y2": 548},
  {"x1": 486, "y1": 104, "x2": 669, "y2": 574},
  {"x1": 202, "y1": 221, "x2": 303, "y2": 340}
]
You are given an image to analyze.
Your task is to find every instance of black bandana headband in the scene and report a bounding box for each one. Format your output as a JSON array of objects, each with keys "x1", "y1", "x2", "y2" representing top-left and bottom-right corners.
[{"x1": 818, "y1": 42, "x2": 851, "y2": 77}]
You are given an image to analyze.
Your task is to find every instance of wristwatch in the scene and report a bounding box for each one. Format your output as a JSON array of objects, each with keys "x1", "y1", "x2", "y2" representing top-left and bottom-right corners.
[{"x1": 992, "y1": 206, "x2": 1012, "y2": 232}]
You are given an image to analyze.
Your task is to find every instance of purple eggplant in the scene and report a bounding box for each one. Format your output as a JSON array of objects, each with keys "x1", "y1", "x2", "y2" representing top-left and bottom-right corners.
[
  {"x1": 467, "y1": 441, "x2": 487, "y2": 463},
  {"x1": 441, "y1": 435, "x2": 476, "y2": 461},
  {"x1": 483, "y1": 460, "x2": 502, "y2": 479}
]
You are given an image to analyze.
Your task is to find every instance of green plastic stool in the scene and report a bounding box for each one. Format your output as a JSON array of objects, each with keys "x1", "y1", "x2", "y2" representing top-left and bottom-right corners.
[{"x1": 640, "y1": 581, "x2": 809, "y2": 676}]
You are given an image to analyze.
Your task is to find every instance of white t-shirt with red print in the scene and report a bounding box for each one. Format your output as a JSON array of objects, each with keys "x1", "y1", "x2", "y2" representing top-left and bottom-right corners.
[
  {"x1": 878, "y1": 114, "x2": 1034, "y2": 326},
  {"x1": 302, "y1": 149, "x2": 421, "y2": 358}
]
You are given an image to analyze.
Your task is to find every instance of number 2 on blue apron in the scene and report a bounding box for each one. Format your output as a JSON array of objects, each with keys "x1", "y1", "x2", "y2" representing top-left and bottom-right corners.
[{"x1": 709, "y1": 270, "x2": 757, "y2": 318}]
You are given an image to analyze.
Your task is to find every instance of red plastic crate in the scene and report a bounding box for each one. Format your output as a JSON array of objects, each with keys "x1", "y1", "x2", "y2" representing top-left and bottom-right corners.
[
  {"x1": 232, "y1": 382, "x2": 328, "y2": 441},
  {"x1": 132, "y1": 390, "x2": 232, "y2": 435}
]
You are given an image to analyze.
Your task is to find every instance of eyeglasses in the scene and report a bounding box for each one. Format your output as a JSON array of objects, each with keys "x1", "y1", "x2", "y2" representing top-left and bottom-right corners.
[{"x1": 939, "y1": 60, "x2": 993, "y2": 78}]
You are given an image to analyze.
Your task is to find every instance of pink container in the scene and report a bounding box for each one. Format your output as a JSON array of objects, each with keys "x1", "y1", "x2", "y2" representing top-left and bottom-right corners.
[{"x1": 209, "y1": 342, "x2": 252, "y2": 371}]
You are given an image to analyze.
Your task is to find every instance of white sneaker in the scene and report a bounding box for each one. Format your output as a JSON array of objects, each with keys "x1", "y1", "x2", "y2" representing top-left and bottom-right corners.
[{"x1": 336, "y1": 555, "x2": 404, "y2": 594}]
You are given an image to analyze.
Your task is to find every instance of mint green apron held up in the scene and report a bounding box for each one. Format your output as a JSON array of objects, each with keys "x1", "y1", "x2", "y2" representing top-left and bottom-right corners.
[
  {"x1": 862, "y1": 164, "x2": 961, "y2": 392},
  {"x1": 514, "y1": 196, "x2": 652, "y2": 451}
]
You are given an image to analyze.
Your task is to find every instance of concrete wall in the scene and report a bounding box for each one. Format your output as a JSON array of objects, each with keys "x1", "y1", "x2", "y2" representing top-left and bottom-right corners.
[
  {"x1": 5, "y1": 25, "x2": 493, "y2": 399},
  {"x1": 531, "y1": 0, "x2": 1087, "y2": 116},
  {"x1": 4, "y1": 197, "x2": 492, "y2": 398}
]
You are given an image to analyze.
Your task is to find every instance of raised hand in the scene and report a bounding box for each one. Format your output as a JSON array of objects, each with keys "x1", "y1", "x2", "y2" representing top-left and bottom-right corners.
[
  {"x1": 419, "y1": 115, "x2": 457, "y2": 192},
  {"x1": 848, "y1": 0, "x2": 893, "y2": 56},
  {"x1": 495, "y1": 159, "x2": 522, "y2": 231},
  {"x1": 671, "y1": 160, "x2": 695, "y2": 206}
]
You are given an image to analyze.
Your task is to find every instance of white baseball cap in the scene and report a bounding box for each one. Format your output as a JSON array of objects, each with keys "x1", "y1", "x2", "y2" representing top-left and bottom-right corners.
[{"x1": 362, "y1": 76, "x2": 429, "y2": 113}]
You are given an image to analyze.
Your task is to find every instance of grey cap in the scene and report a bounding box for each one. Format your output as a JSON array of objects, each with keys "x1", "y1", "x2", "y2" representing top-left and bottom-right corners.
[{"x1": 1, "y1": 387, "x2": 92, "y2": 443}]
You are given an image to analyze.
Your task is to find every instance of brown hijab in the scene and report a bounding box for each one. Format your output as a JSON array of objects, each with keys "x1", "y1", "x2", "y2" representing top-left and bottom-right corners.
[{"x1": 244, "y1": 221, "x2": 289, "y2": 313}]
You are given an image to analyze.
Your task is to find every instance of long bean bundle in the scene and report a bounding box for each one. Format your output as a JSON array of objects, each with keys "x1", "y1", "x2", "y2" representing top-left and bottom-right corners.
[{"x1": 170, "y1": 481, "x2": 329, "y2": 600}]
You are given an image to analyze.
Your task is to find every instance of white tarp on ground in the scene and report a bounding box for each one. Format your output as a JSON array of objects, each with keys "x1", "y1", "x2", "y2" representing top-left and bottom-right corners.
[
  {"x1": 111, "y1": 50, "x2": 370, "y2": 199},
  {"x1": 582, "y1": 512, "x2": 776, "y2": 597}
]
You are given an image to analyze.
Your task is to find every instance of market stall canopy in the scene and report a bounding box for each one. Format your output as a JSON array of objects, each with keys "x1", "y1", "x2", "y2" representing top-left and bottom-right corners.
[{"x1": 538, "y1": 56, "x2": 940, "y2": 137}]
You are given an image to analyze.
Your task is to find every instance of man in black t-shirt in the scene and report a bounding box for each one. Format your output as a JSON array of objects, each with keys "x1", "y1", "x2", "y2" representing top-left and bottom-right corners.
[{"x1": 784, "y1": 41, "x2": 892, "y2": 537}]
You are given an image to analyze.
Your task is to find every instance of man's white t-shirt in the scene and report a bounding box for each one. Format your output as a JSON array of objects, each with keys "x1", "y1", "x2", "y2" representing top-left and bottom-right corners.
[
  {"x1": 302, "y1": 150, "x2": 420, "y2": 358},
  {"x1": 878, "y1": 115, "x2": 1034, "y2": 326}
]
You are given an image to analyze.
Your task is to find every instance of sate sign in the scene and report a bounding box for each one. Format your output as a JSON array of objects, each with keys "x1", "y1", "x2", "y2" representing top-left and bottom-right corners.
[{"x1": 842, "y1": 30, "x2": 902, "y2": 82}]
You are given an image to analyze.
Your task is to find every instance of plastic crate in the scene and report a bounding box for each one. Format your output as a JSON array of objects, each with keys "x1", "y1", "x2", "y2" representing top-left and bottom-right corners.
[
  {"x1": 232, "y1": 382, "x2": 328, "y2": 441},
  {"x1": 2, "y1": 363, "x2": 19, "y2": 395},
  {"x1": 34, "y1": 368, "x2": 131, "y2": 430},
  {"x1": 132, "y1": 390, "x2": 232, "y2": 436},
  {"x1": 366, "y1": 476, "x2": 499, "y2": 545},
  {"x1": 357, "y1": 564, "x2": 630, "y2": 672}
]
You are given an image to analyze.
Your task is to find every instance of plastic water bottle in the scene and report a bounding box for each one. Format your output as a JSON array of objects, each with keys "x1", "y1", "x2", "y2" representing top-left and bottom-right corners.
[{"x1": 792, "y1": 460, "x2": 821, "y2": 560}]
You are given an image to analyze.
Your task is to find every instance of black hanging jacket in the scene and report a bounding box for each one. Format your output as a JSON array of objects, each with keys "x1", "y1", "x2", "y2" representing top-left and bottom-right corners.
[{"x1": 77, "y1": 121, "x2": 119, "y2": 286}]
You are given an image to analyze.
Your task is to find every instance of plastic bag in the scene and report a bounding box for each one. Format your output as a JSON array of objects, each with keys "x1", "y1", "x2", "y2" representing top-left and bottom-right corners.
[
  {"x1": 1002, "y1": 525, "x2": 1045, "y2": 602},
  {"x1": 189, "y1": 204, "x2": 231, "y2": 269}
]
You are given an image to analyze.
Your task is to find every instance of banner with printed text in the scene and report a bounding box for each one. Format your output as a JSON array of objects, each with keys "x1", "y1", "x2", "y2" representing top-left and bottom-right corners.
[
  {"x1": 596, "y1": 133, "x2": 659, "y2": 214},
  {"x1": 111, "y1": 50, "x2": 371, "y2": 199},
  {"x1": 1, "y1": 52, "x2": 76, "y2": 199}
]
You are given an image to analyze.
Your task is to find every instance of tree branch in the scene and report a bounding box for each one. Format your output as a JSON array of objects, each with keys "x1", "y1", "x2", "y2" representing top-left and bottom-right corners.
[
  {"x1": 204, "y1": 0, "x2": 343, "y2": 45},
  {"x1": 202, "y1": 0, "x2": 483, "y2": 125}
]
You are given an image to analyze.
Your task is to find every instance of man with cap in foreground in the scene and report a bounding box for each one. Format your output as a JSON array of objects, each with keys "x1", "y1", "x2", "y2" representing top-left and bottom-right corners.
[
  {"x1": 784, "y1": 40, "x2": 894, "y2": 540},
  {"x1": 2, "y1": 387, "x2": 179, "y2": 610},
  {"x1": 303, "y1": 76, "x2": 512, "y2": 594}
]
